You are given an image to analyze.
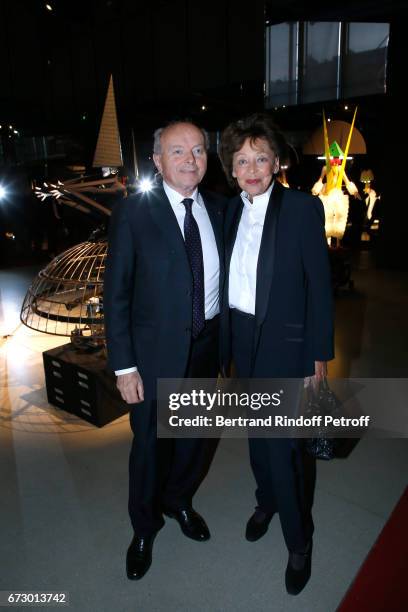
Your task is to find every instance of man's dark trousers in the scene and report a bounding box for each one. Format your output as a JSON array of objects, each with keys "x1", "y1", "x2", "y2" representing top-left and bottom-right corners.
[{"x1": 128, "y1": 315, "x2": 219, "y2": 536}]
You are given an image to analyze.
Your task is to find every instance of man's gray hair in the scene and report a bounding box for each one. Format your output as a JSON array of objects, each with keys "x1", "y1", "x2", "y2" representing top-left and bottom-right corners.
[{"x1": 153, "y1": 121, "x2": 210, "y2": 154}]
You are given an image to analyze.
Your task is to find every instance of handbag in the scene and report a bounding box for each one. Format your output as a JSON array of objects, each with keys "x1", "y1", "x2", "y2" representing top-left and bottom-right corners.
[{"x1": 304, "y1": 378, "x2": 342, "y2": 460}]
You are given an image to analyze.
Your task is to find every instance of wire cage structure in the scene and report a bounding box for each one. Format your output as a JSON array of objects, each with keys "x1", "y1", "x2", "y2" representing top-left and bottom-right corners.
[
  {"x1": 21, "y1": 239, "x2": 107, "y2": 340},
  {"x1": 20, "y1": 74, "x2": 135, "y2": 346}
]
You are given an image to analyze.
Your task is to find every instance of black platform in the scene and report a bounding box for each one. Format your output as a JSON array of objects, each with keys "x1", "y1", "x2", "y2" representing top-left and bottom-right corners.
[{"x1": 43, "y1": 343, "x2": 128, "y2": 427}]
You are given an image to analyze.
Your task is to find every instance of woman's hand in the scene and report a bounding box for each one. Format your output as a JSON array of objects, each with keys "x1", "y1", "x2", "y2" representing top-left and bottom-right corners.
[
  {"x1": 304, "y1": 361, "x2": 327, "y2": 391},
  {"x1": 314, "y1": 360, "x2": 327, "y2": 380}
]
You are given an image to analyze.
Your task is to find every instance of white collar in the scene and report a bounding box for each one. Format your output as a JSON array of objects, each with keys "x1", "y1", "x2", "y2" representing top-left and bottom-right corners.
[
  {"x1": 163, "y1": 181, "x2": 202, "y2": 207},
  {"x1": 240, "y1": 181, "x2": 274, "y2": 210}
]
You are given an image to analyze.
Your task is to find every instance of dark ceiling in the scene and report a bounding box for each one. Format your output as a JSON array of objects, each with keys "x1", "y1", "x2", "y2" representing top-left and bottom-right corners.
[
  {"x1": 1, "y1": 0, "x2": 407, "y2": 267},
  {"x1": 265, "y1": 0, "x2": 407, "y2": 23},
  {"x1": 0, "y1": 0, "x2": 406, "y2": 161},
  {"x1": 1, "y1": 0, "x2": 406, "y2": 134}
]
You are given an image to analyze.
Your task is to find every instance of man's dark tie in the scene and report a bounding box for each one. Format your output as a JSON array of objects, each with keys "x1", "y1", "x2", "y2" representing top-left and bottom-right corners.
[{"x1": 182, "y1": 198, "x2": 205, "y2": 339}]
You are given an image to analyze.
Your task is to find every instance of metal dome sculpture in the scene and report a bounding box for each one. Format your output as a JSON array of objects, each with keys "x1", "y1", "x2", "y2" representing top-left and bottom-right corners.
[
  {"x1": 20, "y1": 74, "x2": 149, "y2": 348},
  {"x1": 21, "y1": 235, "x2": 107, "y2": 343},
  {"x1": 20, "y1": 75, "x2": 126, "y2": 347}
]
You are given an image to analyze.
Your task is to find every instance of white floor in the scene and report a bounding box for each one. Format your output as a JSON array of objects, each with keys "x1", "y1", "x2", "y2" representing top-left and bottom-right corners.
[{"x1": 1, "y1": 260, "x2": 407, "y2": 612}]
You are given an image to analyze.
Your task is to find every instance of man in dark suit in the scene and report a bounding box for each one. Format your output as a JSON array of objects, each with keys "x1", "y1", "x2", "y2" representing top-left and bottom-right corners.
[
  {"x1": 104, "y1": 121, "x2": 224, "y2": 580},
  {"x1": 219, "y1": 113, "x2": 334, "y2": 595}
]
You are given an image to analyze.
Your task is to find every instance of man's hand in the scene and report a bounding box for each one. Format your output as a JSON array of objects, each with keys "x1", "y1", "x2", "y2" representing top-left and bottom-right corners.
[{"x1": 116, "y1": 371, "x2": 144, "y2": 404}]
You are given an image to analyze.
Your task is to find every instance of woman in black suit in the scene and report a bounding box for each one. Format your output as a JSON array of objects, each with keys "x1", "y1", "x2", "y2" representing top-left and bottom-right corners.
[{"x1": 219, "y1": 114, "x2": 334, "y2": 595}]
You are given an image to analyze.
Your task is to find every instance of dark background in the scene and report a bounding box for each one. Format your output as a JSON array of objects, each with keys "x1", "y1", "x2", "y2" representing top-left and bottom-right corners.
[{"x1": 0, "y1": 0, "x2": 407, "y2": 267}]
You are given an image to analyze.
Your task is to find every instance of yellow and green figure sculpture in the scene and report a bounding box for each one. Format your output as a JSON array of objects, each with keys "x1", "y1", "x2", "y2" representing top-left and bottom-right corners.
[{"x1": 312, "y1": 108, "x2": 359, "y2": 243}]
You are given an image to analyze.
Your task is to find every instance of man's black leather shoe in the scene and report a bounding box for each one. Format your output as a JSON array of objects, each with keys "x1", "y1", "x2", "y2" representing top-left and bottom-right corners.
[
  {"x1": 163, "y1": 508, "x2": 210, "y2": 541},
  {"x1": 126, "y1": 534, "x2": 156, "y2": 580},
  {"x1": 285, "y1": 540, "x2": 312, "y2": 595},
  {"x1": 245, "y1": 508, "x2": 274, "y2": 542}
]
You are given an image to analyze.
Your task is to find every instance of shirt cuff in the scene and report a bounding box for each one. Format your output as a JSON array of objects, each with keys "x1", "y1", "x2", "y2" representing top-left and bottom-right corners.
[{"x1": 115, "y1": 366, "x2": 138, "y2": 376}]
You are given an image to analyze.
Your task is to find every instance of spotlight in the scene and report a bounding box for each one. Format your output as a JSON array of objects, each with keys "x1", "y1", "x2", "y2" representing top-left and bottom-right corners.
[
  {"x1": 139, "y1": 178, "x2": 153, "y2": 193},
  {"x1": 45, "y1": 3, "x2": 53, "y2": 11},
  {"x1": 0, "y1": 185, "x2": 7, "y2": 200}
]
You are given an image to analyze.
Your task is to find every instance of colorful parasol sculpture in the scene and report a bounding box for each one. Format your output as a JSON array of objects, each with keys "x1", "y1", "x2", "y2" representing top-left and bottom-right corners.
[{"x1": 305, "y1": 110, "x2": 365, "y2": 243}]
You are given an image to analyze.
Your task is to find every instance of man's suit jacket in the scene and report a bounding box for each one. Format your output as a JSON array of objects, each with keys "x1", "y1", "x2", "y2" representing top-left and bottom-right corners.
[
  {"x1": 221, "y1": 181, "x2": 334, "y2": 378},
  {"x1": 104, "y1": 185, "x2": 225, "y2": 400}
]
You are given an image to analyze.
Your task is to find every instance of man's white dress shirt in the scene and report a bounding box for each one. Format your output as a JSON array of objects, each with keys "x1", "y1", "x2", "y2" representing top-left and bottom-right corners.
[{"x1": 115, "y1": 180, "x2": 219, "y2": 375}]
